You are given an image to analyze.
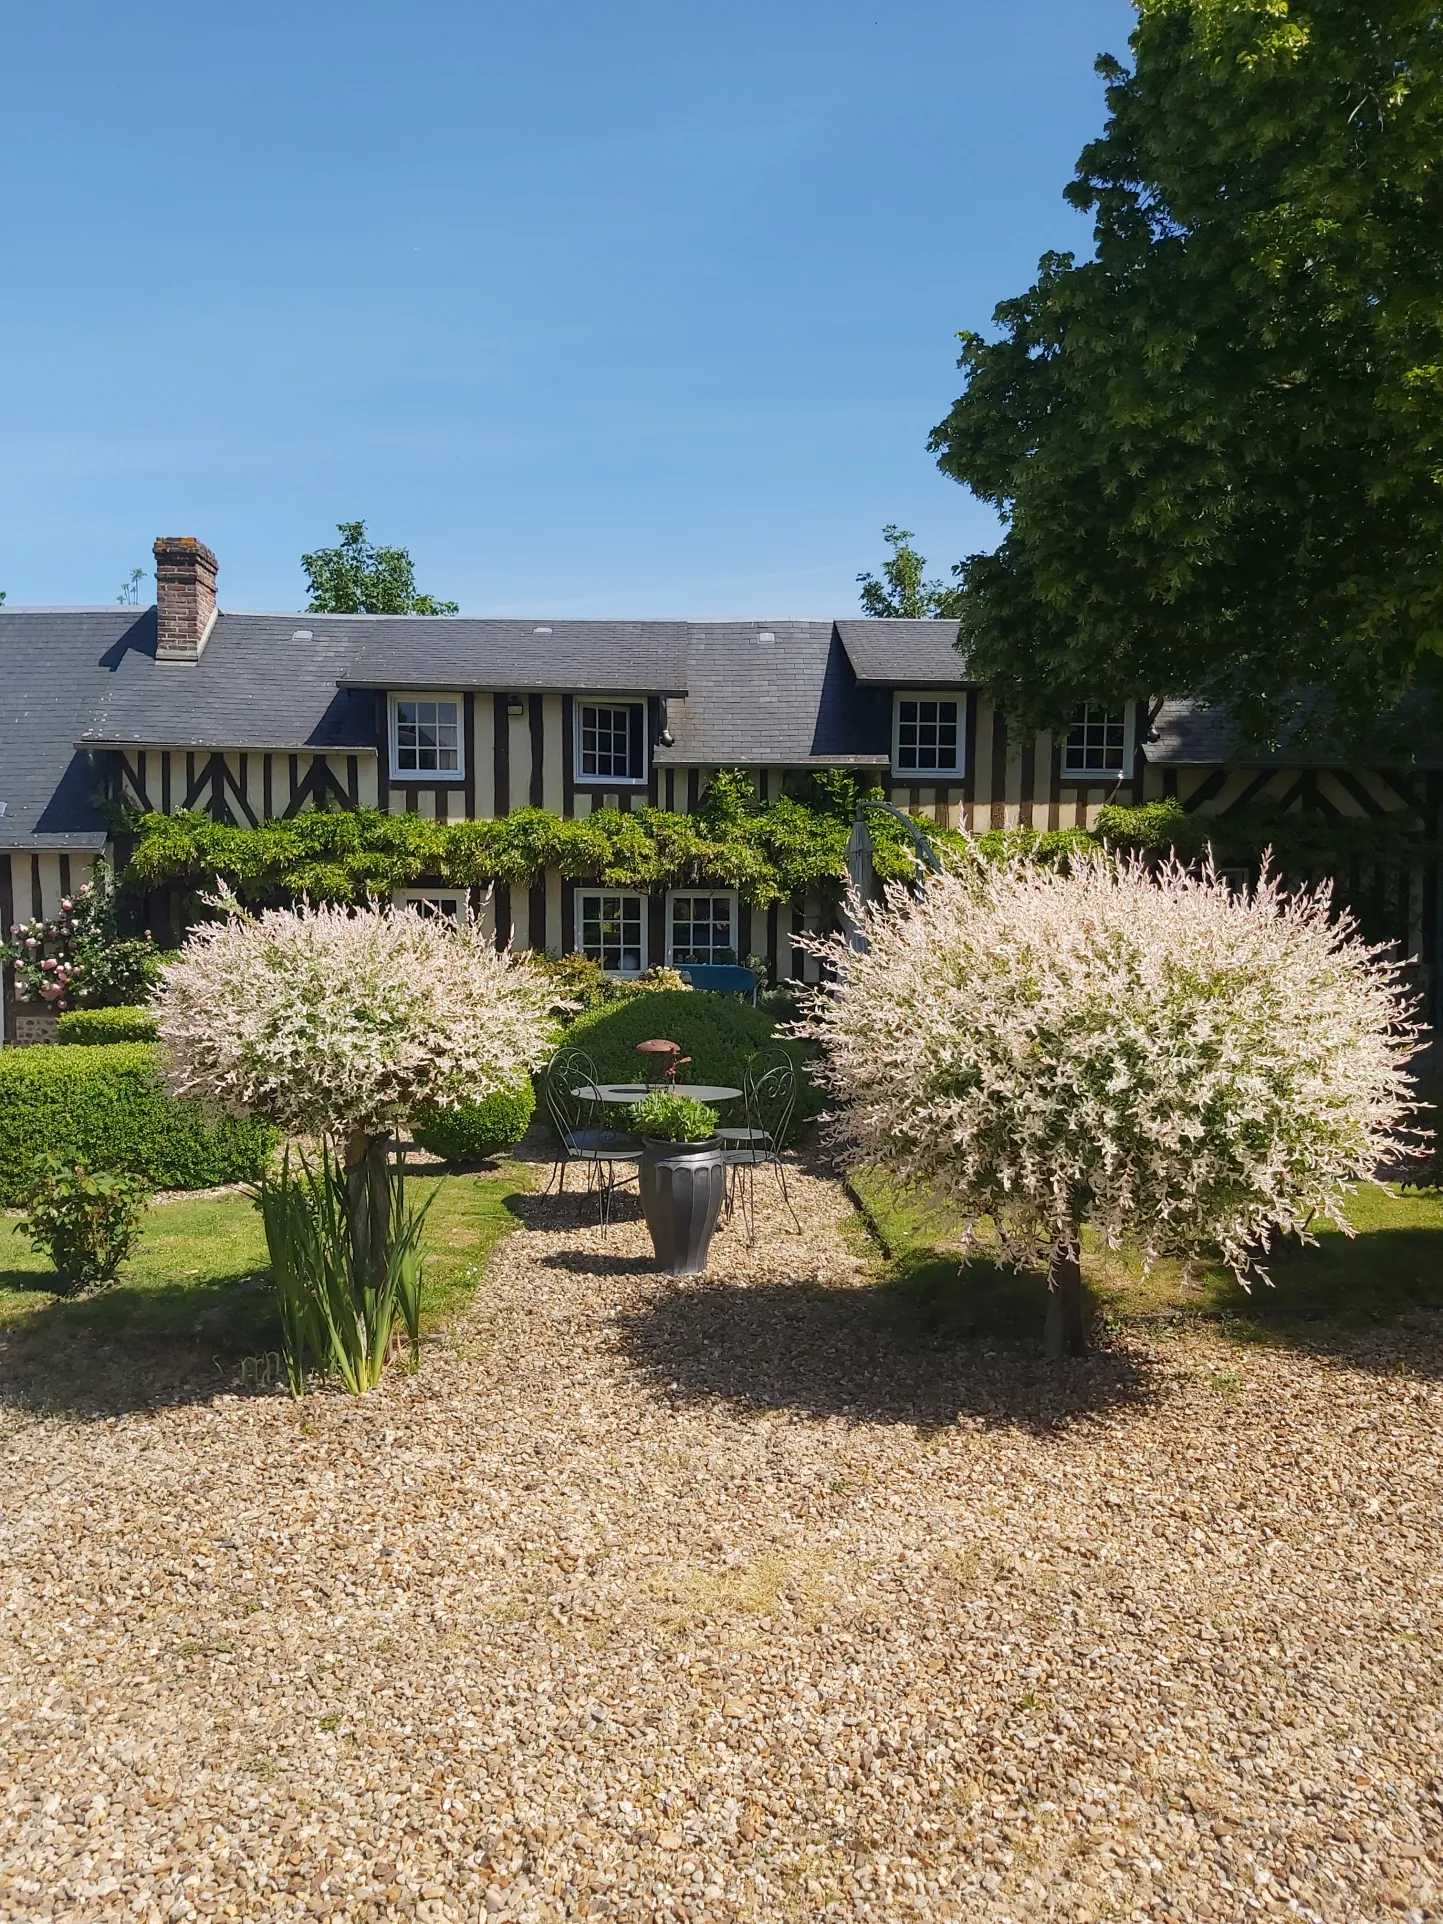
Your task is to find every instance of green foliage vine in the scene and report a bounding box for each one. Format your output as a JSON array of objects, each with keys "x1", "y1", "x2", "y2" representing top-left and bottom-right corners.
[
  {"x1": 118, "y1": 771, "x2": 921, "y2": 909},
  {"x1": 116, "y1": 778, "x2": 1433, "y2": 927},
  {"x1": 930, "y1": 798, "x2": 1437, "y2": 879}
]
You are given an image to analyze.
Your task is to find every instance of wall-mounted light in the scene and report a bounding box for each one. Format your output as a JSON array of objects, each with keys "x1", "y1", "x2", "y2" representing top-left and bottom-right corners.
[{"x1": 507, "y1": 696, "x2": 525, "y2": 718}]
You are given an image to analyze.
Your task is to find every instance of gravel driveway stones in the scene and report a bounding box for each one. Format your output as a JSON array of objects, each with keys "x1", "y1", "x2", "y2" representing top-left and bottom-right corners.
[{"x1": 1, "y1": 1161, "x2": 1440, "y2": 1922}]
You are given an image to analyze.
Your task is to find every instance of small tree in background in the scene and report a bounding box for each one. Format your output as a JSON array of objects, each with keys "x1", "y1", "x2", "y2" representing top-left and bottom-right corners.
[
  {"x1": 154, "y1": 897, "x2": 556, "y2": 1289},
  {"x1": 301, "y1": 520, "x2": 459, "y2": 615},
  {"x1": 856, "y1": 525, "x2": 964, "y2": 620},
  {"x1": 799, "y1": 854, "x2": 1423, "y2": 1356}
]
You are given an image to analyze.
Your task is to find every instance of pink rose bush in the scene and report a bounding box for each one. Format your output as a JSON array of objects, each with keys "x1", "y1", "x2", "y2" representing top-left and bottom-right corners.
[{"x1": 2, "y1": 867, "x2": 158, "y2": 1011}]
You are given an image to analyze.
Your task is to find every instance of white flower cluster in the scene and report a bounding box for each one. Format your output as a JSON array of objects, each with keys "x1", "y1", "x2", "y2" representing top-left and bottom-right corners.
[
  {"x1": 154, "y1": 895, "x2": 560, "y2": 1139},
  {"x1": 798, "y1": 854, "x2": 1424, "y2": 1282}
]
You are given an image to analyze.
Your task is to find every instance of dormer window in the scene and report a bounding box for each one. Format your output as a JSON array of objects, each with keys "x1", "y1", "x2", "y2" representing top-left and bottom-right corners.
[
  {"x1": 576, "y1": 700, "x2": 646, "y2": 785},
  {"x1": 390, "y1": 693, "x2": 463, "y2": 781},
  {"x1": 1063, "y1": 704, "x2": 1127, "y2": 777},
  {"x1": 892, "y1": 693, "x2": 962, "y2": 777}
]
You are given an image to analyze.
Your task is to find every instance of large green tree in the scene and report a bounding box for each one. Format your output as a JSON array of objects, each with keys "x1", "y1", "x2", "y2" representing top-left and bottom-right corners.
[
  {"x1": 301, "y1": 521, "x2": 459, "y2": 615},
  {"x1": 856, "y1": 524, "x2": 964, "y2": 619},
  {"x1": 930, "y1": 1, "x2": 1443, "y2": 743}
]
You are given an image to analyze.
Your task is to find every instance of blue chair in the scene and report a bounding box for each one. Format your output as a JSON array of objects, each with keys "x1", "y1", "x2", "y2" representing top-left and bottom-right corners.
[{"x1": 674, "y1": 963, "x2": 759, "y2": 1005}]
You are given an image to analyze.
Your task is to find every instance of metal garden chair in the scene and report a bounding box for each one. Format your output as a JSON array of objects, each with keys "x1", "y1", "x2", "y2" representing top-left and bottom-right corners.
[
  {"x1": 718, "y1": 1048, "x2": 801, "y2": 1244},
  {"x1": 542, "y1": 1044, "x2": 641, "y2": 1231}
]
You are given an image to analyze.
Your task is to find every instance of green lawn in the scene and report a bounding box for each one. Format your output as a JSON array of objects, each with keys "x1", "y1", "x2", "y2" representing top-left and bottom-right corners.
[
  {"x1": 850, "y1": 1168, "x2": 1443, "y2": 1348},
  {"x1": 0, "y1": 1161, "x2": 532, "y2": 1360}
]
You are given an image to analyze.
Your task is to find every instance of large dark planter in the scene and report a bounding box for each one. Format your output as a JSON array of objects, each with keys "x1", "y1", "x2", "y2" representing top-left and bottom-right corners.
[{"x1": 638, "y1": 1137, "x2": 726, "y2": 1275}]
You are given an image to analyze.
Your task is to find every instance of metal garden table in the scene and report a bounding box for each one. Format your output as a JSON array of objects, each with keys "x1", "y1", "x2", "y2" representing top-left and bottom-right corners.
[{"x1": 571, "y1": 1081, "x2": 743, "y2": 1106}]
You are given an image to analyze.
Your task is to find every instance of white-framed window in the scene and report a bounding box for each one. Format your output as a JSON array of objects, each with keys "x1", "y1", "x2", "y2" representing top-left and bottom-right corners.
[
  {"x1": 667, "y1": 890, "x2": 738, "y2": 967},
  {"x1": 576, "y1": 700, "x2": 646, "y2": 784},
  {"x1": 575, "y1": 889, "x2": 647, "y2": 974},
  {"x1": 396, "y1": 889, "x2": 469, "y2": 923},
  {"x1": 1062, "y1": 703, "x2": 1128, "y2": 777},
  {"x1": 892, "y1": 693, "x2": 963, "y2": 776},
  {"x1": 389, "y1": 693, "x2": 463, "y2": 780}
]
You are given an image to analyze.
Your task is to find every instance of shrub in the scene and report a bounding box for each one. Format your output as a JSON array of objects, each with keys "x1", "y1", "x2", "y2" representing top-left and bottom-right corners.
[
  {"x1": 17, "y1": 1155, "x2": 151, "y2": 1292},
  {"x1": 628, "y1": 1090, "x2": 718, "y2": 1142},
  {"x1": 155, "y1": 896, "x2": 558, "y2": 1142},
  {"x1": 799, "y1": 855, "x2": 1424, "y2": 1355},
  {"x1": 155, "y1": 896, "x2": 558, "y2": 1381},
  {"x1": 565, "y1": 990, "x2": 817, "y2": 1141},
  {"x1": 2, "y1": 860, "x2": 160, "y2": 1012},
  {"x1": 631, "y1": 966, "x2": 692, "y2": 995},
  {"x1": 524, "y1": 953, "x2": 691, "y2": 1020},
  {"x1": 0, "y1": 1043, "x2": 276, "y2": 1206},
  {"x1": 57, "y1": 1004, "x2": 157, "y2": 1045},
  {"x1": 527, "y1": 950, "x2": 622, "y2": 1018},
  {"x1": 411, "y1": 1079, "x2": 536, "y2": 1163}
]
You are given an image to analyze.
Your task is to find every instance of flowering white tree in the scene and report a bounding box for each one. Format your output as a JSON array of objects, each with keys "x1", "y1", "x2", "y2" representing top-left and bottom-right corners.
[
  {"x1": 799, "y1": 854, "x2": 1423, "y2": 1356},
  {"x1": 154, "y1": 896, "x2": 559, "y2": 1273}
]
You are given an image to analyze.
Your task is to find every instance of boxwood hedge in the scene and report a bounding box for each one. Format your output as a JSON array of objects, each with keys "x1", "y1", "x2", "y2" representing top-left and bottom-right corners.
[
  {"x1": 0, "y1": 1043, "x2": 276, "y2": 1204},
  {"x1": 411, "y1": 1079, "x2": 536, "y2": 1164},
  {"x1": 56, "y1": 1004, "x2": 158, "y2": 1045}
]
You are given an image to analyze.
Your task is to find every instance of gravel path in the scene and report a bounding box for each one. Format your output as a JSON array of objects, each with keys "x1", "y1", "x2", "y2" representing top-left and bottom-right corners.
[{"x1": 1, "y1": 1158, "x2": 1441, "y2": 1923}]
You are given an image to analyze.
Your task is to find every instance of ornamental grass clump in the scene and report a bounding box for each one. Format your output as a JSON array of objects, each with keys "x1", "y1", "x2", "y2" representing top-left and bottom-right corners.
[
  {"x1": 155, "y1": 895, "x2": 559, "y2": 1385},
  {"x1": 798, "y1": 854, "x2": 1424, "y2": 1357},
  {"x1": 252, "y1": 1145, "x2": 432, "y2": 1395}
]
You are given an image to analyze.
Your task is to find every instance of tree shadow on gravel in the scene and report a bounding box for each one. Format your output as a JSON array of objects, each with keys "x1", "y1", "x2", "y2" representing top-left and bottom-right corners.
[
  {"x1": 0, "y1": 1270, "x2": 278, "y2": 1420},
  {"x1": 503, "y1": 1186, "x2": 645, "y2": 1233},
  {"x1": 540, "y1": 1249, "x2": 659, "y2": 1278},
  {"x1": 1187, "y1": 1221, "x2": 1443, "y2": 1381},
  {"x1": 613, "y1": 1274, "x2": 1159, "y2": 1436}
]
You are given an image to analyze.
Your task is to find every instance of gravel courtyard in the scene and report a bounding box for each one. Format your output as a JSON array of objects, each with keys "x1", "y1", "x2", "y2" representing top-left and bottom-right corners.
[{"x1": 1, "y1": 1160, "x2": 1440, "y2": 1924}]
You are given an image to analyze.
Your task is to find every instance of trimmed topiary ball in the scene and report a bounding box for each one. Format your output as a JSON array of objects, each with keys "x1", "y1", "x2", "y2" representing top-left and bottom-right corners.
[{"x1": 411, "y1": 1080, "x2": 536, "y2": 1164}]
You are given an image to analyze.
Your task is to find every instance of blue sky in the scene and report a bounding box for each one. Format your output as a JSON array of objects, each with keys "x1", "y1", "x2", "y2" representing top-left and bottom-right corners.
[{"x1": 0, "y1": 0, "x2": 1136, "y2": 615}]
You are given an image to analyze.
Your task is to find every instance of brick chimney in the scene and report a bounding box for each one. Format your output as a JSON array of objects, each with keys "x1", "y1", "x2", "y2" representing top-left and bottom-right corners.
[{"x1": 153, "y1": 536, "x2": 219, "y2": 661}]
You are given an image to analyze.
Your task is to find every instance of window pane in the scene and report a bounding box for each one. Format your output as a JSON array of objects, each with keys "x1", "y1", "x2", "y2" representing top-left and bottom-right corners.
[
  {"x1": 578, "y1": 703, "x2": 643, "y2": 780},
  {"x1": 1065, "y1": 704, "x2": 1126, "y2": 772},
  {"x1": 895, "y1": 696, "x2": 958, "y2": 771},
  {"x1": 394, "y1": 699, "x2": 459, "y2": 773},
  {"x1": 579, "y1": 893, "x2": 643, "y2": 971},
  {"x1": 670, "y1": 893, "x2": 735, "y2": 965}
]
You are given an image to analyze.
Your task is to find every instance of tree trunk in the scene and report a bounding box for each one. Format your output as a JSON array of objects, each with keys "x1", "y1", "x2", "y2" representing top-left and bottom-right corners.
[
  {"x1": 344, "y1": 1128, "x2": 391, "y2": 1294},
  {"x1": 1043, "y1": 1222, "x2": 1088, "y2": 1359}
]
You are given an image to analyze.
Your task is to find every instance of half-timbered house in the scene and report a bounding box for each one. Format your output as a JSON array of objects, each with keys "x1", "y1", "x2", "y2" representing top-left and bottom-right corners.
[{"x1": 2, "y1": 534, "x2": 1438, "y2": 1041}]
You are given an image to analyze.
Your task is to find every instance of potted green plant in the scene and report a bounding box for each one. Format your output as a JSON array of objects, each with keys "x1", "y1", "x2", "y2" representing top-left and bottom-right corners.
[{"x1": 627, "y1": 1090, "x2": 726, "y2": 1275}]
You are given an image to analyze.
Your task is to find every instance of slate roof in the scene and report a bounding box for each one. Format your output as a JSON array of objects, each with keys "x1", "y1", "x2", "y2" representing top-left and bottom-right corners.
[
  {"x1": 338, "y1": 618, "x2": 689, "y2": 696},
  {"x1": 835, "y1": 619, "x2": 967, "y2": 686},
  {"x1": 1147, "y1": 696, "x2": 1443, "y2": 768},
  {"x1": 74, "y1": 611, "x2": 911, "y2": 765},
  {"x1": 79, "y1": 614, "x2": 383, "y2": 752},
  {"x1": 0, "y1": 608, "x2": 144, "y2": 849},
  {"x1": 657, "y1": 624, "x2": 889, "y2": 767},
  {"x1": 29, "y1": 598, "x2": 1442, "y2": 852}
]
